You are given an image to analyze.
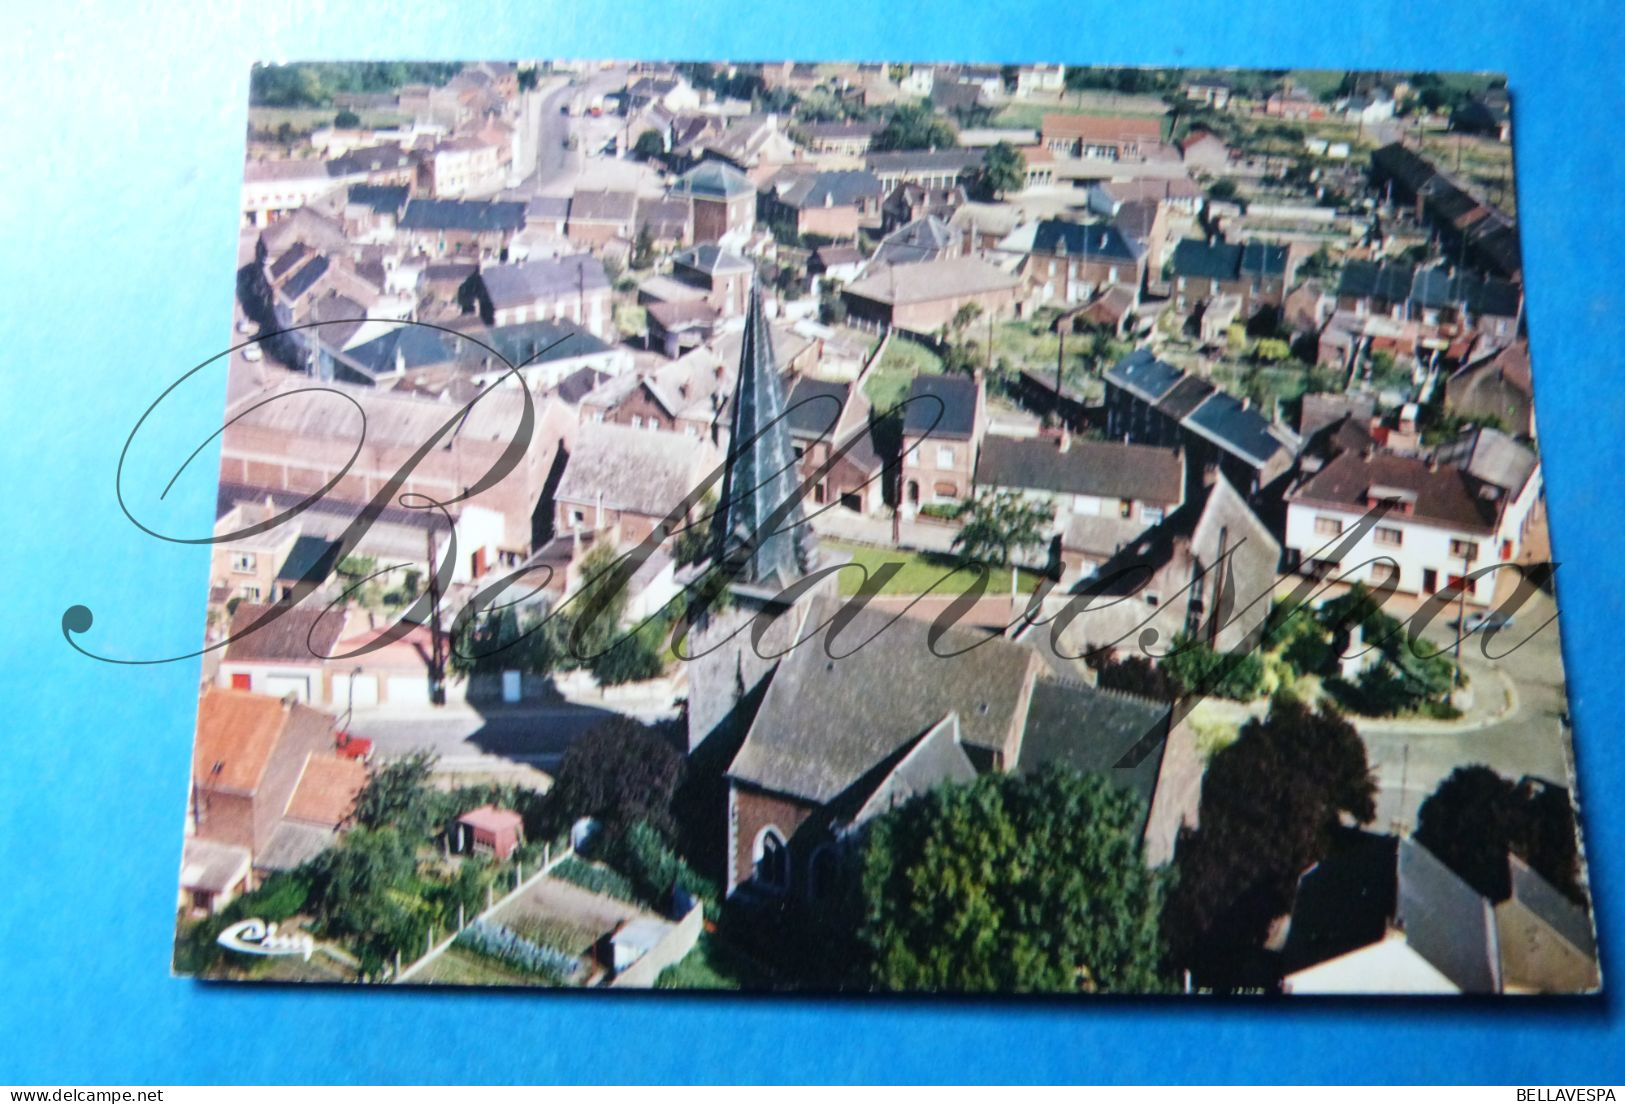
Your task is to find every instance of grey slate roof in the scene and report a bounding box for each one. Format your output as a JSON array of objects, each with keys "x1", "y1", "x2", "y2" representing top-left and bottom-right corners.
[
  {"x1": 477, "y1": 256, "x2": 610, "y2": 310},
  {"x1": 1172, "y1": 238, "x2": 1288, "y2": 281},
  {"x1": 849, "y1": 714, "x2": 978, "y2": 829},
  {"x1": 1183, "y1": 390, "x2": 1288, "y2": 468},
  {"x1": 1431, "y1": 425, "x2": 1537, "y2": 496},
  {"x1": 673, "y1": 243, "x2": 752, "y2": 276},
  {"x1": 872, "y1": 215, "x2": 957, "y2": 267},
  {"x1": 727, "y1": 597, "x2": 1038, "y2": 803},
  {"x1": 346, "y1": 184, "x2": 410, "y2": 215},
  {"x1": 281, "y1": 255, "x2": 330, "y2": 301},
  {"x1": 1104, "y1": 347, "x2": 1184, "y2": 404},
  {"x1": 399, "y1": 199, "x2": 527, "y2": 233},
  {"x1": 784, "y1": 377, "x2": 851, "y2": 440},
  {"x1": 276, "y1": 535, "x2": 342, "y2": 585},
  {"x1": 1014, "y1": 676, "x2": 1170, "y2": 831},
  {"x1": 865, "y1": 149, "x2": 984, "y2": 175},
  {"x1": 974, "y1": 435, "x2": 1184, "y2": 504},
  {"x1": 713, "y1": 279, "x2": 820, "y2": 587},
  {"x1": 774, "y1": 169, "x2": 884, "y2": 209},
  {"x1": 1032, "y1": 219, "x2": 1141, "y2": 262},
  {"x1": 902, "y1": 374, "x2": 978, "y2": 438},
  {"x1": 1398, "y1": 837, "x2": 1502, "y2": 993}
]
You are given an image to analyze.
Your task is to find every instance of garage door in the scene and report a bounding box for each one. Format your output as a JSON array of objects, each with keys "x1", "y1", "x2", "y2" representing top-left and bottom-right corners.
[
  {"x1": 262, "y1": 674, "x2": 311, "y2": 702},
  {"x1": 386, "y1": 676, "x2": 431, "y2": 706},
  {"x1": 332, "y1": 673, "x2": 378, "y2": 709}
]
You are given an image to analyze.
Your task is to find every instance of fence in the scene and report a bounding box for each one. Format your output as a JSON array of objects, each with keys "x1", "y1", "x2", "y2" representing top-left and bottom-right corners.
[{"x1": 392, "y1": 838, "x2": 574, "y2": 983}]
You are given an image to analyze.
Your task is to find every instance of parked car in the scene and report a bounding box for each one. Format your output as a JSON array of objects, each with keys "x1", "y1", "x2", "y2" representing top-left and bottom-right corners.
[
  {"x1": 241, "y1": 345, "x2": 263, "y2": 363},
  {"x1": 334, "y1": 731, "x2": 373, "y2": 762}
]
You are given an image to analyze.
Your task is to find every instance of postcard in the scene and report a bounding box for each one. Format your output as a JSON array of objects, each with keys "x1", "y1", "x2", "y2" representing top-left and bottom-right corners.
[{"x1": 165, "y1": 59, "x2": 1598, "y2": 994}]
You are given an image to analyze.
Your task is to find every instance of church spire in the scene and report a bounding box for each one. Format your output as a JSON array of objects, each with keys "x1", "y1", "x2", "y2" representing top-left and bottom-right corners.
[{"x1": 713, "y1": 275, "x2": 819, "y2": 588}]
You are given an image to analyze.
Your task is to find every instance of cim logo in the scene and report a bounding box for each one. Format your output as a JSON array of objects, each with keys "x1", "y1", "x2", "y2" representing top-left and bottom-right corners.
[{"x1": 216, "y1": 918, "x2": 315, "y2": 961}]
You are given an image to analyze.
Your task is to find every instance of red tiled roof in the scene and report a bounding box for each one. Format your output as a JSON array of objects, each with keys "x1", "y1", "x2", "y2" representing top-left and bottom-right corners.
[
  {"x1": 284, "y1": 753, "x2": 368, "y2": 827},
  {"x1": 458, "y1": 804, "x2": 524, "y2": 833},
  {"x1": 193, "y1": 688, "x2": 334, "y2": 794}
]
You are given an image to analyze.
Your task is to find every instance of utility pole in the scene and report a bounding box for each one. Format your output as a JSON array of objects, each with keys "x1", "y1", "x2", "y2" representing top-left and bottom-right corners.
[
  {"x1": 1454, "y1": 546, "x2": 1473, "y2": 688},
  {"x1": 426, "y1": 527, "x2": 447, "y2": 706}
]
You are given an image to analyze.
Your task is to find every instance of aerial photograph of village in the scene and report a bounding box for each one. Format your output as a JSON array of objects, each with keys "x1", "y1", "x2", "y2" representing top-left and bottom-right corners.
[{"x1": 173, "y1": 57, "x2": 1600, "y2": 996}]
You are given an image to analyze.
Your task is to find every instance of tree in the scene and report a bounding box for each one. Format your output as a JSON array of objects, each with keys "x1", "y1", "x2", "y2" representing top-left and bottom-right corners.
[
  {"x1": 630, "y1": 224, "x2": 656, "y2": 269},
  {"x1": 951, "y1": 489, "x2": 1054, "y2": 568},
  {"x1": 1159, "y1": 634, "x2": 1267, "y2": 701},
  {"x1": 544, "y1": 717, "x2": 686, "y2": 844},
  {"x1": 632, "y1": 128, "x2": 666, "y2": 161},
  {"x1": 871, "y1": 102, "x2": 958, "y2": 152},
  {"x1": 306, "y1": 824, "x2": 426, "y2": 976},
  {"x1": 591, "y1": 617, "x2": 669, "y2": 686},
  {"x1": 334, "y1": 109, "x2": 361, "y2": 128},
  {"x1": 563, "y1": 541, "x2": 630, "y2": 662},
  {"x1": 1163, "y1": 695, "x2": 1376, "y2": 987},
  {"x1": 860, "y1": 766, "x2": 1170, "y2": 992},
  {"x1": 976, "y1": 141, "x2": 1026, "y2": 200},
  {"x1": 353, "y1": 751, "x2": 441, "y2": 838},
  {"x1": 1415, "y1": 766, "x2": 1586, "y2": 905}
]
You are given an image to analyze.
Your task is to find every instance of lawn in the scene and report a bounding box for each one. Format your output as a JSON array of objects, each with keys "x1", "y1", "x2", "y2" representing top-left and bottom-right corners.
[
  {"x1": 823, "y1": 540, "x2": 1044, "y2": 597},
  {"x1": 656, "y1": 932, "x2": 775, "y2": 990},
  {"x1": 249, "y1": 105, "x2": 410, "y2": 135},
  {"x1": 989, "y1": 316, "x2": 1116, "y2": 398},
  {"x1": 864, "y1": 336, "x2": 942, "y2": 412},
  {"x1": 418, "y1": 946, "x2": 537, "y2": 987}
]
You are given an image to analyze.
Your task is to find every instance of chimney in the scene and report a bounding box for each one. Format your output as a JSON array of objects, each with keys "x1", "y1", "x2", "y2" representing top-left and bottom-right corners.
[
  {"x1": 1428, "y1": 454, "x2": 1440, "y2": 473},
  {"x1": 1362, "y1": 443, "x2": 1375, "y2": 461},
  {"x1": 1058, "y1": 427, "x2": 1071, "y2": 453}
]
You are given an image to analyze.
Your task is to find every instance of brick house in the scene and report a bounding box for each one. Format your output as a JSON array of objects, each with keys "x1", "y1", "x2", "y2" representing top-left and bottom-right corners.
[
  {"x1": 761, "y1": 169, "x2": 884, "y2": 241},
  {"x1": 841, "y1": 256, "x2": 1021, "y2": 336},
  {"x1": 668, "y1": 160, "x2": 757, "y2": 245},
  {"x1": 566, "y1": 189, "x2": 638, "y2": 249},
  {"x1": 1170, "y1": 237, "x2": 1296, "y2": 319},
  {"x1": 1040, "y1": 113, "x2": 1163, "y2": 161},
  {"x1": 1024, "y1": 219, "x2": 1146, "y2": 306},
  {"x1": 898, "y1": 372, "x2": 984, "y2": 512},
  {"x1": 461, "y1": 255, "x2": 612, "y2": 335},
  {"x1": 189, "y1": 687, "x2": 366, "y2": 880},
  {"x1": 551, "y1": 420, "x2": 720, "y2": 544}
]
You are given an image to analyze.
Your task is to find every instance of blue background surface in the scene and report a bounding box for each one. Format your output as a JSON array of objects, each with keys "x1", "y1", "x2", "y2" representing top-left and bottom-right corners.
[{"x1": 3, "y1": 0, "x2": 1624, "y2": 1084}]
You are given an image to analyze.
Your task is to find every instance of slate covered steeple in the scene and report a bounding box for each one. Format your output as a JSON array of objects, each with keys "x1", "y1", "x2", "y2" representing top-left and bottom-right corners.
[{"x1": 713, "y1": 276, "x2": 819, "y2": 588}]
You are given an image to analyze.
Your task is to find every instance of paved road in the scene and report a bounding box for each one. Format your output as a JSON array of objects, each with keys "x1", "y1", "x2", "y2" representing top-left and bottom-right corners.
[
  {"x1": 1360, "y1": 588, "x2": 1572, "y2": 834},
  {"x1": 518, "y1": 65, "x2": 629, "y2": 195},
  {"x1": 346, "y1": 700, "x2": 629, "y2": 772}
]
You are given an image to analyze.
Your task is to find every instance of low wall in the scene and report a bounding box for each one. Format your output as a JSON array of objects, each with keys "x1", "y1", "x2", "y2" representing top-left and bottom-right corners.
[{"x1": 608, "y1": 904, "x2": 704, "y2": 988}]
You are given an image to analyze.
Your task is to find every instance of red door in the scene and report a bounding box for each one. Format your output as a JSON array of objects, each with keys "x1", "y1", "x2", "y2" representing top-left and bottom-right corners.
[{"x1": 230, "y1": 673, "x2": 252, "y2": 691}]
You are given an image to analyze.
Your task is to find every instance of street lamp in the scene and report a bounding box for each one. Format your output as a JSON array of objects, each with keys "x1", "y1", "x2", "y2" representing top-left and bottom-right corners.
[{"x1": 343, "y1": 664, "x2": 363, "y2": 731}]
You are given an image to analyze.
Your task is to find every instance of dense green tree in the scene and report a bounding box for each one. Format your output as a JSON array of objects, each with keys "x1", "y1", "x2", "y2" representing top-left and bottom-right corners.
[
  {"x1": 334, "y1": 109, "x2": 361, "y2": 128},
  {"x1": 544, "y1": 717, "x2": 686, "y2": 844},
  {"x1": 1163, "y1": 695, "x2": 1376, "y2": 987},
  {"x1": 1416, "y1": 766, "x2": 1586, "y2": 905},
  {"x1": 591, "y1": 617, "x2": 669, "y2": 686},
  {"x1": 1160, "y1": 634, "x2": 1268, "y2": 702},
  {"x1": 306, "y1": 825, "x2": 427, "y2": 975},
  {"x1": 951, "y1": 489, "x2": 1054, "y2": 568},
  {"x1": 860, "y1": 766, "x2": 1171, "y2": 992},
  {"x1": 353, "y1": 751, "x2": 441, "y2": 837},
  {"x1": 632, "y1": 128, "x2": 666, "y2": 161},
  {"x1": 871, "y1": 102, "x2": 958, "y2": 152},
  {"x1": 976, "y1": 141, "x2": 1027, "y2": 200}
]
